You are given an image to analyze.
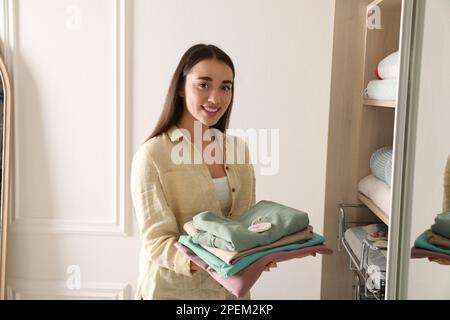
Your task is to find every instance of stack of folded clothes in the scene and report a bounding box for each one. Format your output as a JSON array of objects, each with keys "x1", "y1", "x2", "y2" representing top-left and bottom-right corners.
[
  {"x1": 365, "y1": 51, "x2": 399, "y2": 101},
  {"x1": 358, "y1": 146, "x2": 393, "y2": 217},
  {"x1": 411, "y1": 157, "x2": 450, "y2": 264},
  {"x1": 175, "y1": 200, "x2": 333, "y2": 297},
  {"x1": 411, "y1": 211, "x2": 450, "y2": 263}
]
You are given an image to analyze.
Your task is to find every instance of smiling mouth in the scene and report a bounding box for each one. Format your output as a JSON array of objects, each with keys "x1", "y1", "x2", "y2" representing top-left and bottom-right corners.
[{"x1": 202, "y1": 105, "x2": 220, "y2": 113}]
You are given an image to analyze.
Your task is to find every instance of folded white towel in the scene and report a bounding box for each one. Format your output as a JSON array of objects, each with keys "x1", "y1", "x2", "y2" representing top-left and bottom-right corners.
[
  {"x1": 358, "y1": 174, "x2": 392, "y2": 216},
  {"x1": 365, "y1": 79, "x2": 398, "y2": 101},
  {"x1": 377, "y1": 51, "x2": 399, "y2": 80}
]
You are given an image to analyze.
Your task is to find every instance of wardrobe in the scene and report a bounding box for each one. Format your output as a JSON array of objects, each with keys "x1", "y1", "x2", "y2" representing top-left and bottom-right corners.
[{"x1": 321, "y1": 0, "x2": 404, "y2": 299}]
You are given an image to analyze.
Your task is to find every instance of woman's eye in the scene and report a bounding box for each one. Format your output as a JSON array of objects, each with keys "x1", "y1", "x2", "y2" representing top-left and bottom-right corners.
[
  {"x1": 198, "y1": 83, "x2": 208, "y2": 89},
  {"x1": 222, "y1": 86, "x2": 232, "y2": 92}
]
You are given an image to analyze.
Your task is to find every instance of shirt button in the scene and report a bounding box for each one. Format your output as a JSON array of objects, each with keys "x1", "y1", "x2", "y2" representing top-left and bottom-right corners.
[
  {"x1": 231, "y1": 188, "x2": 235, "y2": 192},
  {"x1": 225, "y1": 166, "x2": 229, "y2": 170},
  {"x1": 211, "y1": 136, "x2": 216, "y2": 141}
]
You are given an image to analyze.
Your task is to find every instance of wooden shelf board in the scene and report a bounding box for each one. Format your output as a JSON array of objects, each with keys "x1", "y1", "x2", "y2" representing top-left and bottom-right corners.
[
  {"x1": 363, "y1": 99, "x2": 396, "y2": 108},
  {"x1": 358, "y1": 192, "x2": 390, "y2": 225}
]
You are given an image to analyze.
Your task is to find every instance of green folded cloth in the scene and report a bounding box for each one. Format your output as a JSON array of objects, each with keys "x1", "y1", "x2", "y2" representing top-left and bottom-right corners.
[
  {"x1": 431, "y1": 211, "x2": 450, "y2": 239},
  {"x1": 178, "y1": 233, "x2": 324, "y2": 278},
  {"x1": 192, "y1": 200, "x2": 310, "y2": 252},
  {"x1": 414, "y1": 232, "x2": 450, "y2": 255}
]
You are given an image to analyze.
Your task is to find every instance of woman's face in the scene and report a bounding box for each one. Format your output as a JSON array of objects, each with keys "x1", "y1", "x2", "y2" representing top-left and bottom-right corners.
[{"x1": 180, "y1": 59, "x2": 234, "y2": 127}]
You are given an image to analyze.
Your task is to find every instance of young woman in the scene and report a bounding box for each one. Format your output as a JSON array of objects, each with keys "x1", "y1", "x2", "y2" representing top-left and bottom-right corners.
[{"x1": 131, "y1": 44, "x2": 276, "y2": 300}]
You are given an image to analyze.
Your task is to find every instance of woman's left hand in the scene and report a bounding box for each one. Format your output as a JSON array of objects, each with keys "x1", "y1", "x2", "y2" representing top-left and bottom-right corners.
[
  {"x1": 263, "y1": 261, "x2": 277, "y2": 272},
  {"x1": 428, "y1": 257, "x2": 450, "y2": 265}
]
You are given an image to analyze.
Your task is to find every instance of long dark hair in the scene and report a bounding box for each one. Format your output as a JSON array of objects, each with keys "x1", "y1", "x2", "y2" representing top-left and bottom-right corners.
[{"x1": 145, "y1": 44, "x2": 235, "y2": 142}]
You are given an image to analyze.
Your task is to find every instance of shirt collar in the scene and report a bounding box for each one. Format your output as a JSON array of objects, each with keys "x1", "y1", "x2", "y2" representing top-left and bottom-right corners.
[
  {"x1": 167, "y1": 124, "x2": 226, "y2": 144},
  {"x1": 167, "y1": 124, "x2": 184, "y2": 142}
]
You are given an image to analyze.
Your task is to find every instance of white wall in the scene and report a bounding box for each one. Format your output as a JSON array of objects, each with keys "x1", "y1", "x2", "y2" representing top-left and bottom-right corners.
[
  {"x1": 1, "y1": 0, "x2": 334, "y2": 300},
  {"x1": 132, "y1": 0, "x2": 335, "y2": 299},
  {"x1": 5, "y1": 0, "x2": 138, "y2": 300},
  {"x1": 406, "y1": 0, "x2": 450, "y2": 299}
]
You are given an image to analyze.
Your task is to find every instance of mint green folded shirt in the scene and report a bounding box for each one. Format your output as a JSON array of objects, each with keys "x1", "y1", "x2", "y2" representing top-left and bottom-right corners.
[
  {"x1": 414, "y1": 232, "x2": 450, "y2": 255},
  {"x1": 431, "y1": 211, "x2": 450, "y2": 239},
  {"x1": 179, "y1": 233, "x2": 324, "y2": 278},
  {"x1": 192, "y1": 200, "x2": 310, "y2": 252}
]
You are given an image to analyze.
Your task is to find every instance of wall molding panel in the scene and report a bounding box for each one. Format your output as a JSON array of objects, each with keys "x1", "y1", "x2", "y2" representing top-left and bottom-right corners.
[
  {"x1": 4, "y1": 0, "x2": 128, "y2": 235},
  {"x1": 7, "y1": 279, "x2": 130, "y2": 300}
]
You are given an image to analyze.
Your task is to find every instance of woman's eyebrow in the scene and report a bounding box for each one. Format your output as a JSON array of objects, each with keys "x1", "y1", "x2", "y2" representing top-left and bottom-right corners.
[{"x1": 196, "y1": 76, "x2": 233, "y2": 84}]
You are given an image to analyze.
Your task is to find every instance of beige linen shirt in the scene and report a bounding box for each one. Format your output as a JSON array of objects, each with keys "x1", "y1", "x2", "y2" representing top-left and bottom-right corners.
[{"x1": 131, "y1": 125, "x2": 256, "y2": 300}]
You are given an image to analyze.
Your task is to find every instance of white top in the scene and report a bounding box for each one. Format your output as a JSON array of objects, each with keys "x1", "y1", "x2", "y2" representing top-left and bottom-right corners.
[{"x1": 212, "y1": 176, "x2": 232, "y2": 215}]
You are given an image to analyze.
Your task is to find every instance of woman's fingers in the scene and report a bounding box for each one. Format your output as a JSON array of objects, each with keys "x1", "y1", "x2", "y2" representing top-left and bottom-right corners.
[
  {"x1": 436, "y1": 259, "x2": 450, "y2": 265},
  {"x1": 263, "y1": 262, "x2": 277, "y2": 272},
  {"x1": 428, "y1": 257, "x2": 450, "y2": 265}
]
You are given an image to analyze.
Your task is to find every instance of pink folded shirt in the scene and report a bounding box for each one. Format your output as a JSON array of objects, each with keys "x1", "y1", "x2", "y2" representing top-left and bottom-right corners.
[
  {"x1": 175, "y1": 242, "x2": 333, "y2": 298},
  {"x1": 410, "y1": 247, "x2": 450, "y2": 262}
]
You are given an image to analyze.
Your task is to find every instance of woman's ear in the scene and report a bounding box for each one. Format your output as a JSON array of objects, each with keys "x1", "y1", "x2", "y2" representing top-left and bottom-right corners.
[{"x1": 178, "y1": 78, "x2": 185, "y2": 97}]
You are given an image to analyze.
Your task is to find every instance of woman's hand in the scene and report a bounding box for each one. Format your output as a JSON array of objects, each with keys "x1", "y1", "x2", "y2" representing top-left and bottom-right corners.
[
  {"x1": 428, "y1": 257, "x2": 450, "y2": 265},
  {"x1": 190, "y1": 261, "x2": 201, "y2": 272},
  {"x1": 263, "y1": 261, "x2": 277, "y2": 272},
  {"x1": 263, "y1": 253, "x2": 317, "y2": 272}
]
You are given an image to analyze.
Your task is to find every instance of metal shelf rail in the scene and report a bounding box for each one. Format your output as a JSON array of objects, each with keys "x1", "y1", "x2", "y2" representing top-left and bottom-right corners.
[{"x1": 338, "y1": 203, "x2": 387, "y2": 300}]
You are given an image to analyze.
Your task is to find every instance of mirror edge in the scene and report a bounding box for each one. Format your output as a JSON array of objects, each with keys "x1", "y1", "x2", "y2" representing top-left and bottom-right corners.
[
  {"x1": 388, "y1": 0, "x2": 426, "y2": 299},
  {"x1": 385, "y1": 0, "x2": 417, "y2": 299},
  {"x1": 0, "y1": 53, "x2": 12, "y2": 301}
]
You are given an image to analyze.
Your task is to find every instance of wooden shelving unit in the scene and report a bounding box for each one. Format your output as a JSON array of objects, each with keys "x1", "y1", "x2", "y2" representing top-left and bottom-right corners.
[
  {"x1": 322, "y1": 0, "x2": 402, "y2": 299},
  {"x1": 358, "y1": 0, "x2": 401, "y2": 223}
]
